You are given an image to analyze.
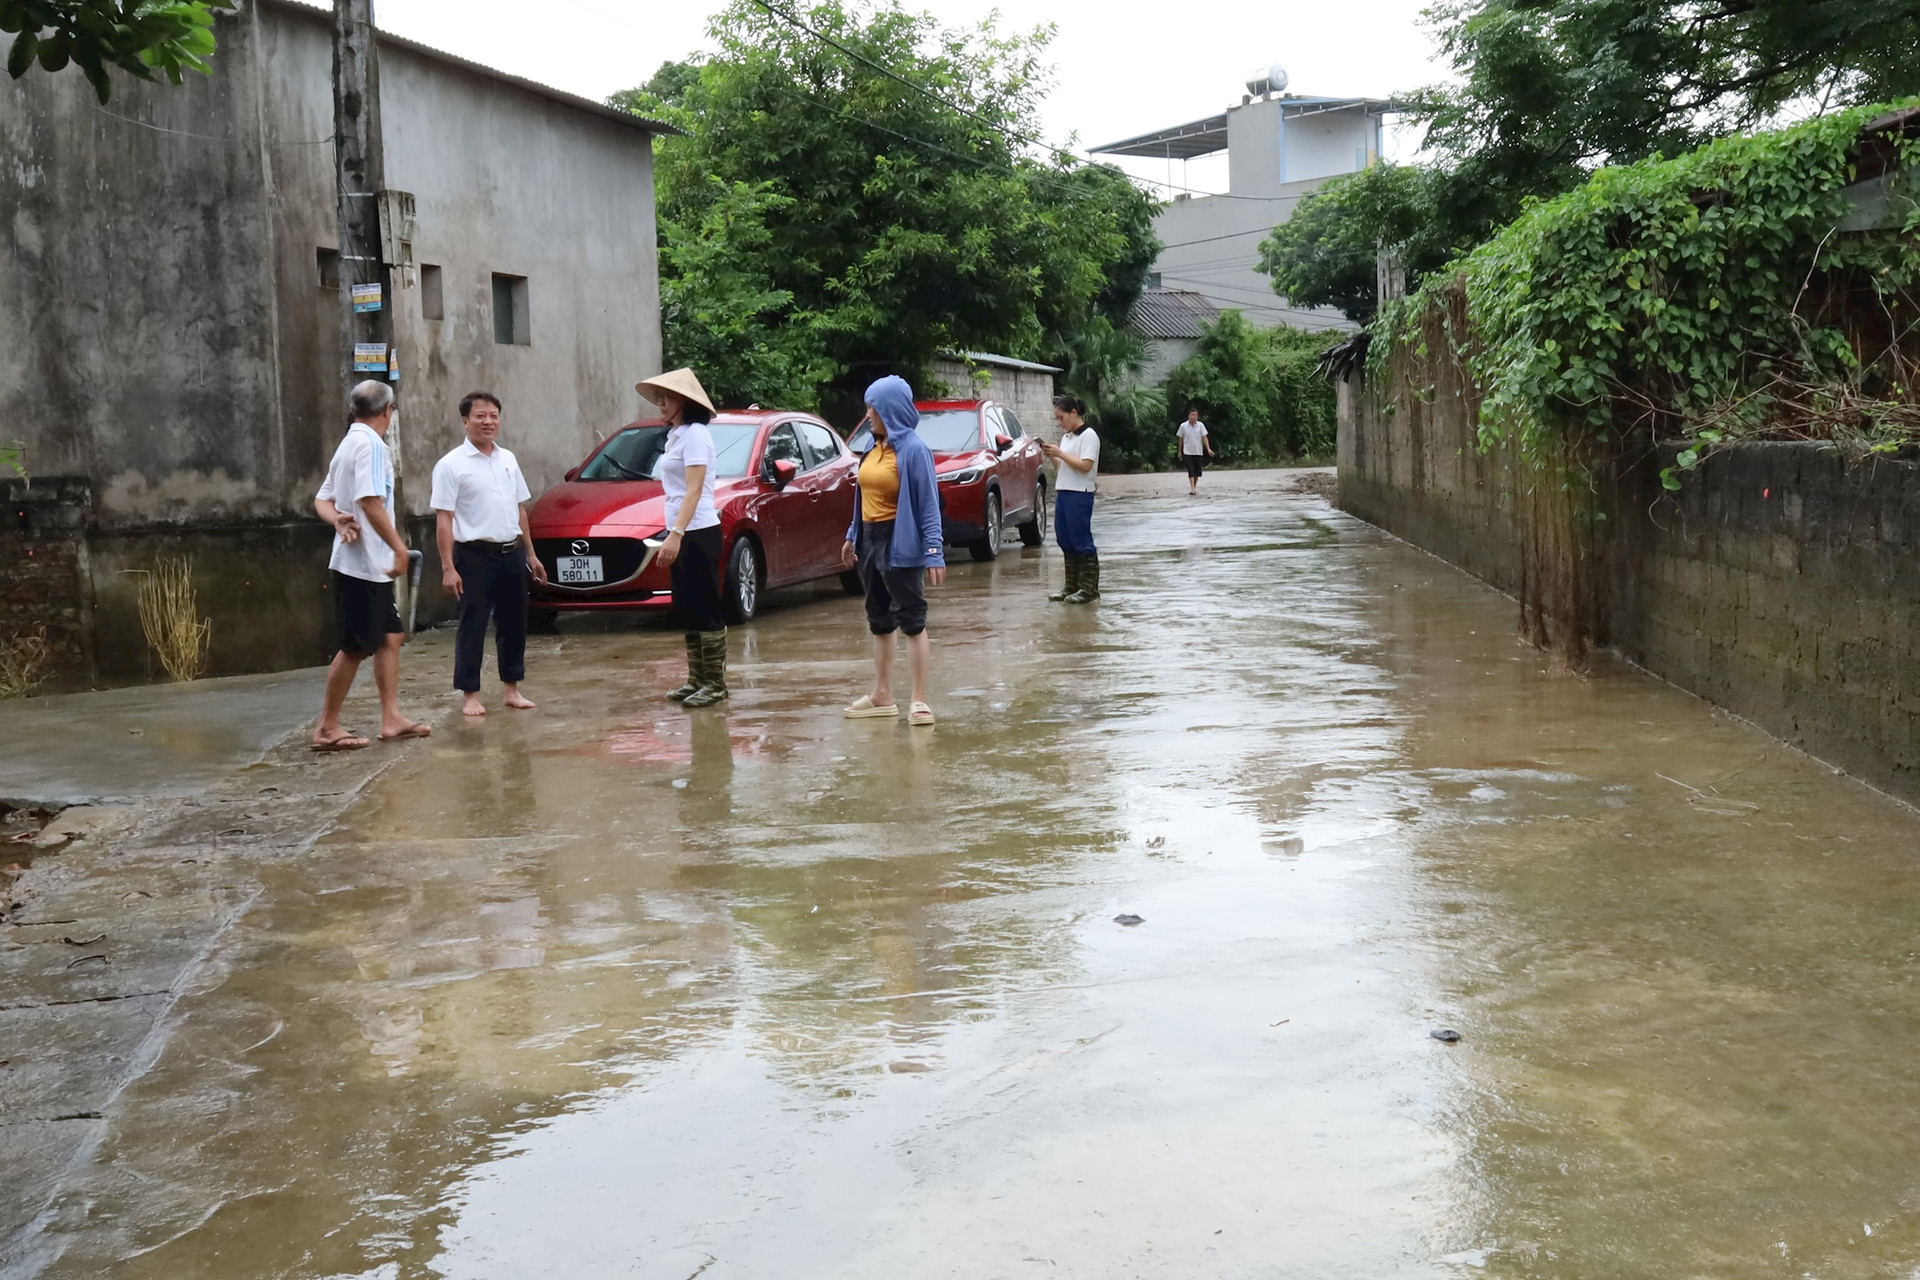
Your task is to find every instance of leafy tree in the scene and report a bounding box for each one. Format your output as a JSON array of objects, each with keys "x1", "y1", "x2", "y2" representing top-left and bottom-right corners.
[
  {"x1": 1056, "y1": 315, "x2": 1166, "y2": 471},
  {"x1": 613, "y1": 0, "x2": 1158, "y2": 413},
  {"x1": 1257, "y1": 163, "x2": 1447, "y2": 323},
  {"x1": 2, "y1": 0, "x2": 235, "y2": 103},
  {"x1": 1268, "y1": 0, "x2": 1920, "y2": 312},
  {"x1": 1164, "y1": 312, "x2": 1335, "y2": 463}
]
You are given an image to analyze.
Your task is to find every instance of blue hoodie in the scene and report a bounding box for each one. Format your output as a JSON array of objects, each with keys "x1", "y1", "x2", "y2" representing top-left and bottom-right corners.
[{"x1": 847, "y1": 375, "x2": 946, "y2": 569}]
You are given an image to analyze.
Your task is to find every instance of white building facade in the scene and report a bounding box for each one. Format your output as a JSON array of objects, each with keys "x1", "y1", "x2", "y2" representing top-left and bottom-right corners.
[{"x1": 1092, "y1": 92, "x2": 1393, "y2": 331}]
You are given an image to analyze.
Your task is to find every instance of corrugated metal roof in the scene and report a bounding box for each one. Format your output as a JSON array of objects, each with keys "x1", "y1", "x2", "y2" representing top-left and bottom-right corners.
[
  {"x1": 946, "y1": 351, "x2": 1064, "y2": 374},
  {"x1": 1129, "y1": 290, "x2": 1221, "y2": 339}
]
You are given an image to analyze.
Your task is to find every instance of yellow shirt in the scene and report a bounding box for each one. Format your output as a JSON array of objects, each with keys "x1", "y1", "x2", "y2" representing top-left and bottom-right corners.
[{"x1": 859, "y1": 445, "x2": 900, "y2": 522}]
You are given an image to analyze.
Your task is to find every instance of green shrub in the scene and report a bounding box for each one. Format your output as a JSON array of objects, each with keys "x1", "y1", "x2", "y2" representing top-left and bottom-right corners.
[{"x1": 1164, "y1": 313, "x2": 1337, "y2": 464}]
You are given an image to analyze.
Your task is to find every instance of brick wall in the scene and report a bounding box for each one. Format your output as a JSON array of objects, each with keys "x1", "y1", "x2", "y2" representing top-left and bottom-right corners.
[
  {"x1": 0, "y1": 477, "x2": 94, "y2": 686},
  {"x1": 1339, "y1": 372, "x2": 1920, "y2": 803}
]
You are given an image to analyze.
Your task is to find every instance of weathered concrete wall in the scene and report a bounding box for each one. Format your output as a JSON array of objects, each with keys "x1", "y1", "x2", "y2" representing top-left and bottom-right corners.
[
  {"x1": 0, "y1": 479, "x2": 94, "y2": 686},
  {"x1": 930, "y1": 359, "x2": 1059, "y2": 442},
  {"x1": 0, "y1": 0, "x2": 663, "y2": 687},
  {"x1": 1339, "y1": 371, "x2": 1920, "y2": 803}
]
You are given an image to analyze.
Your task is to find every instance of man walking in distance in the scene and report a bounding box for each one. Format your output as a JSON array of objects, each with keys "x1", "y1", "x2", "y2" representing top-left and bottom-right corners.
[
  {"x1": 311, "y1": 380, "x2": 433, "y2": 750},
  {"x1": 432, "y1": 391, "x2": 548, "y2": 717},
  {"x1": 1176, "y1": 408, "x2": 1214, "y2": 496}
]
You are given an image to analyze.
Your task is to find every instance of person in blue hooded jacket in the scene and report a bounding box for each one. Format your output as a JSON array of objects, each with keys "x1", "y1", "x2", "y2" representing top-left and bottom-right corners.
[{"x1": 839, "y1": 375, "x2": 947, "y2": 726}]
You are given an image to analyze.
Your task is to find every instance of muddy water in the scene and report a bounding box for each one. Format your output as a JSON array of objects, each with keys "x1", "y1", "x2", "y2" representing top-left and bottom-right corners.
[{"x1": 24, "y1": 472, "x2": 1920, "y2": 1278}]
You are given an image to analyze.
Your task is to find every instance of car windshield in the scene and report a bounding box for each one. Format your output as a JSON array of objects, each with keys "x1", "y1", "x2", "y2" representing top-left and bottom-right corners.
[
  {"x1": 849, "y1": 409, "x2": 980, "y2": 454},
  {"x1": 577, "y1": 423, "x2": 760, "y2": 481}
]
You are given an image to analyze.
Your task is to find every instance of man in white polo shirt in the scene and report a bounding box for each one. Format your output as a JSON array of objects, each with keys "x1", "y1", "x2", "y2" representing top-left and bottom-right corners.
[
  {"x1": 432, "y1": 390, "x2": 548, "y2": 717},
  {"x1": 311, "y1": 380, "x2": 433, "y2": 750}
]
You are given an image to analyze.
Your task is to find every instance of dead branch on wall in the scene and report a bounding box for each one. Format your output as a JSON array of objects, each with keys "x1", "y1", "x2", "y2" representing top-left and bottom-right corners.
[{"x1": 134, "y1": 557, "x2": 211, "y2": 683}]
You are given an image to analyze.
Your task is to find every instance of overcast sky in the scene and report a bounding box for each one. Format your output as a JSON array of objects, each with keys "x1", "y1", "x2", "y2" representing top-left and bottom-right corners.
[{"x1": 368, "y1": 0, "x2": 1445, "y2": 194}]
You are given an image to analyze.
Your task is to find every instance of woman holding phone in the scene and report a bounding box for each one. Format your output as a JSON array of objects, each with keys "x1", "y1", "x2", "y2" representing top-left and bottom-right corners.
[{"x1": 1043, "y1": 394, "x2": 1101, "y2": 603}]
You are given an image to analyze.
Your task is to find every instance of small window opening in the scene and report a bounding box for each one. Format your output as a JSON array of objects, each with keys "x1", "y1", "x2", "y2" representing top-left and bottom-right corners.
[
  {"x1": 420, "y1": 264, "x2": 444, "y2": 320},
  {"x1": 492, "y1": 273, "x2": 529, "y2": 345},
  {"x1": 317, "y1": 247, "x2": 341, "y2": 291}
]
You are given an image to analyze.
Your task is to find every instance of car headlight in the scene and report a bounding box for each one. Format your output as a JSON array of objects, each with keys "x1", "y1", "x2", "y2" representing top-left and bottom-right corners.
[{"x1": 939, "y1": 468, "x2": 984, "y2": 485}]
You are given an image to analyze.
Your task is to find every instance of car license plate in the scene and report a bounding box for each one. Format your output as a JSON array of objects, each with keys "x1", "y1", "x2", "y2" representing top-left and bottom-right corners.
[{"x1": 557, "y1": 555, "x2": 603, "y2": 584}]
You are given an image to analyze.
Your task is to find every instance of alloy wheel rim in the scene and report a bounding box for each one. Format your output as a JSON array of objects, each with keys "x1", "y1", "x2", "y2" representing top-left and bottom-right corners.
[
  {"x1": 987, "y1": 496, "x2": 1002, "y2": 554},
  {"x1": 741, "y1": 548, "x2": 758, "y2": 613}
]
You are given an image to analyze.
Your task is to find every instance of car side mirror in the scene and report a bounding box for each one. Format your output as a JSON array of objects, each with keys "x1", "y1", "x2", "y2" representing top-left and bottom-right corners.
[
  {"x1": 993, "y1": 434, "x2": 1014, "y2": 453},
  {"x1": 770, "y1": 458, "x2": 799, "y2": 487},
  {"x1": 564, "y1": 466, "x2": 580, "y2": 482}
]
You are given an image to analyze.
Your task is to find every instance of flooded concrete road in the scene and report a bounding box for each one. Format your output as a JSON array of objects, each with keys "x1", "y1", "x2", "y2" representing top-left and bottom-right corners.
[{"x1": 11, "y1": 470, "x2": 1920, "y2": 1279}]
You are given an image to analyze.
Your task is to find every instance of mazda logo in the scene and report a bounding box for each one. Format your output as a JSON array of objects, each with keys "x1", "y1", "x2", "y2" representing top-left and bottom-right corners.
[{"x1": 570, "y1": 539, "x2": 589, "y2": 554}]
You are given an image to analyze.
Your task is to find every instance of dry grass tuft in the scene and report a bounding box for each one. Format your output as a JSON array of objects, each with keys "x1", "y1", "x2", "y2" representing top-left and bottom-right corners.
[
  {"x1": 0, "y1": 626, "x2": 50, "y2": 698},
  {"x1": 136, "y1": 556, "x2": 212, "y2": 683}
]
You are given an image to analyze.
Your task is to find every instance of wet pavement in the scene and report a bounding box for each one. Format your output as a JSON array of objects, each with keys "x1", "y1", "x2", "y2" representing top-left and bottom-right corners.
[{"x1": 8, "y1": 468, "x2": 1920, "y2": 1278}]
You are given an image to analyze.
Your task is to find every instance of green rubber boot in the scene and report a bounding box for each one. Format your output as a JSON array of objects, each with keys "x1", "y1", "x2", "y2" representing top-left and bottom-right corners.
[
  {"x1": 1048, "y1": 556, "x2": 1081, "y2": 602},
  {"x1": 1063, "y1": 554, "x2": 1101, "y2": 603},
  {"x1": 666, "y1": 632, "x2": 703, "y2": 701},
  {"x1": 683, "y1": 630, "x2": 730, "y2": 707}
]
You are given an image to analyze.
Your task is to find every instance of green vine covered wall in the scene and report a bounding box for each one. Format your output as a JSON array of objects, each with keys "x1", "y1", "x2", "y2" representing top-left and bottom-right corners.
[{"x1": 1373, "y1": 101, "x2": 1920, "y2": 488}]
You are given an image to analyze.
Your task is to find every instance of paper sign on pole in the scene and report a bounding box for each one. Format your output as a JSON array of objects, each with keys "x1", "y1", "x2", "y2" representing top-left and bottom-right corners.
[
  {"x1": 351, "y1": 283, "x2": 383, "y2": 313},
  {"x1": 353, "y1": 343, "x2": 388, "y2": 373}
]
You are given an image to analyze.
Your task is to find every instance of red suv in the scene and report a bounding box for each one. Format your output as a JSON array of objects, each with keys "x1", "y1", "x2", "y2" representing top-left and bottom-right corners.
[
  {"x1": 527, "y1": 410, "x2": 858, "y2": 624},
  {"x1": 850, "y1": 399, "x2": 1048, "y2": 560}
]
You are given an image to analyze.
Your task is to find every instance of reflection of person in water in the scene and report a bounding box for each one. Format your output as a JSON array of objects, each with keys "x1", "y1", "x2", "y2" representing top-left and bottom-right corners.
[{"x1": 681, "y1": 711, "x2": 736, "y2": 831}]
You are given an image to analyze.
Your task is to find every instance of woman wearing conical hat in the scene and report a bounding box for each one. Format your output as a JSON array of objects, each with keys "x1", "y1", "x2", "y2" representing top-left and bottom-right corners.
[{"x1": 637, "y1": 368, "x2": 729, "y2": 708}]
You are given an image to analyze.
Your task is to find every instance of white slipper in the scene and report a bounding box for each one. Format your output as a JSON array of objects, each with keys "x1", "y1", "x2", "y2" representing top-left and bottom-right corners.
[
  {"x1": 845, "y1": 696, "x2": 900, "y2": 719},
  {"x1": 909, "y1": 701, "x2": 936, "y2": 726}
]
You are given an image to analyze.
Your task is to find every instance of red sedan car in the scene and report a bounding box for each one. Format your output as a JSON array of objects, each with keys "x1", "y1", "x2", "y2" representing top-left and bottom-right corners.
[
  {"x1": 528, "y1": 410, "x2": 858, "y2": 624},
  {"x1": 849, "y1": 398, "x2": 1048, "y2": 560}
]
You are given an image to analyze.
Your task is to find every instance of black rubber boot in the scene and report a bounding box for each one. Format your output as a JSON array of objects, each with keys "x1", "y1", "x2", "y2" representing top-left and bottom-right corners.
[
  {"x1": 684, "y1": 630, "x2": 730, "y2": 707},
  {"x1": 666, "y1": 632, "x2": 703, "y2": 701},
  {"x1": 1063, "y1": 554, "x2": 1100, "y2": 603},
  {"x1": 1048, "y1": 556, "x2": 1080, "y2": 602}
]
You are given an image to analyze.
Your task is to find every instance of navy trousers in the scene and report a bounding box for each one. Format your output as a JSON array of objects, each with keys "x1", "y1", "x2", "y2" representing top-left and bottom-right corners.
[
  {"x1": 453, "y1": 542, "x2": 529, "y2": 692},
  {"x1": 1054, "y1": 490, "x2": 1097, "y2": 556}
]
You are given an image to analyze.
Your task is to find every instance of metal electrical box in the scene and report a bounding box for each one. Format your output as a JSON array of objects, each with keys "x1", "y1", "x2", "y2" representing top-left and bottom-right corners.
[{"x1": 377, "y1": 190, "x2": 416, "y2": 270}]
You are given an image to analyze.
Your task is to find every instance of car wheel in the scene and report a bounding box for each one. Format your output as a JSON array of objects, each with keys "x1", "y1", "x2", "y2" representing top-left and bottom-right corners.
[
  {"x1": 839, "y1": 570, "x2": 864, "y2": 596},
  {"x1": 1018, "y1": 480, "x2": 1047, "y2": 547},
  {"x1": 723, "y1": 537, "x2": 761, "y2": 624},
  {"x1": 969, "y1": 491, "x2": 1002, "y2": 562},
  {"x1": 528, "y1": 606, "x2": 560, "y2": 634}
]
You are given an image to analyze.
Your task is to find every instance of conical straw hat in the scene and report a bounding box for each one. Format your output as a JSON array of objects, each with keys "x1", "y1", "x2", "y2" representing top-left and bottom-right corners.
[{"x1": 635, "y1": 368, "x2": 716, "y2": 415}]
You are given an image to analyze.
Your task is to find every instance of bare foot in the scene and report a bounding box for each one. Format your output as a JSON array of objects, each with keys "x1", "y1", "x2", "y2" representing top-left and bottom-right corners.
[
  {"x1": 311, "y1": 729, "x2": 369, "y2": 752},
  {"x1": 461, "y1": 693, "x2": 487, "y2": 718},
  {"x1": 379, "y1": 721, "x2": 432, "y2": 741},
  {"x1": 503, "y1": 689, "x2": 536, "y2": 710}
]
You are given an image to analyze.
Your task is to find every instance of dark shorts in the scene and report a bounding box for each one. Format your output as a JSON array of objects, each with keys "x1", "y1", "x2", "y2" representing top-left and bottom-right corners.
[
  {"x1": 332, "y1": 571, "x2": 402, "y2": 659},
  {"x1": 1185, "y1": 454, "x2": 1206, "y2": 479},
  {"x1": 858, "y1": 520, "x2": 928, "y2": 636}
]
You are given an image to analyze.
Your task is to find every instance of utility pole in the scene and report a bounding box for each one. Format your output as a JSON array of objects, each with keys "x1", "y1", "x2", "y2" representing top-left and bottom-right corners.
[{"x1": 332, "y1": 0, "x2": 412, "y2": 620}]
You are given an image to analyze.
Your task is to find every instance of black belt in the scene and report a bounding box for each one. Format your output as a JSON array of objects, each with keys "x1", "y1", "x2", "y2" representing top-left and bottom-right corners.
[{"x1": 457, "y1": 540, "x2": 522, "y2": 554}]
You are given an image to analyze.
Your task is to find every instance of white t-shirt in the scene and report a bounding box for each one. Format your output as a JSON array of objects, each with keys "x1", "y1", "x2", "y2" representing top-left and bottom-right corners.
[
  {"x1": 1054, "y1": 427, "x2": 1100, "y2": 493},
  {"x1": 316, "y1": 422, "x2": 396, "y2": 582},
  {"x1": 660, "y1": 423, "x2": 721, "y2": 531},
  {"x1": 430, "y1": 439, "x2": 532, "y2": 543},
  {"x1": 1177, "y1": 420, "x2": 1210, "y2": 455}
]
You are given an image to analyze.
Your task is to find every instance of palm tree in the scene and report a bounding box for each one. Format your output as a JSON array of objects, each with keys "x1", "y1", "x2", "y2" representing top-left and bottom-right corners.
[{"x1": 1058, "y1": 316, "x2": 1167, "y2": 467}]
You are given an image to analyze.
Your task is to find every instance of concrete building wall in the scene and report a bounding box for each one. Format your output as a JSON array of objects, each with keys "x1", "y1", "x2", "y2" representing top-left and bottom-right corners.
[
  {"x1": 1281, "y1": 105, "x2": 1377, "y2": 183},
  {"x1": 1338, "y1": 359, "x2": 1920, "y2": 805},
  {"x1": 0, "y1": 0, "x2": 663, "y2": 688},
  {"x1": 1141, "y1": 336, "x2": 1200, "y2": 388},
  {"x1": 1153, "y1": 179, "x2": 1348, "y2": 329}
]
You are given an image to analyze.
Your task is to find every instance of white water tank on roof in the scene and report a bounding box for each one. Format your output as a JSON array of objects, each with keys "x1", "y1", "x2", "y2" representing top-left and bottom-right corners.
[{"x1": 1245, "y1": 64, "x2": 1288, "y2": 98}]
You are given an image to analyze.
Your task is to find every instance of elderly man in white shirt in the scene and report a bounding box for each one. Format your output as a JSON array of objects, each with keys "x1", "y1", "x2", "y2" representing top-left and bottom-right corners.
[
  {"x1": 431, "y1": 391, "x2": 548, "y2": 717},
  {"x1": 311, "y1": 380, "x2": 433, "y2": 750}
]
